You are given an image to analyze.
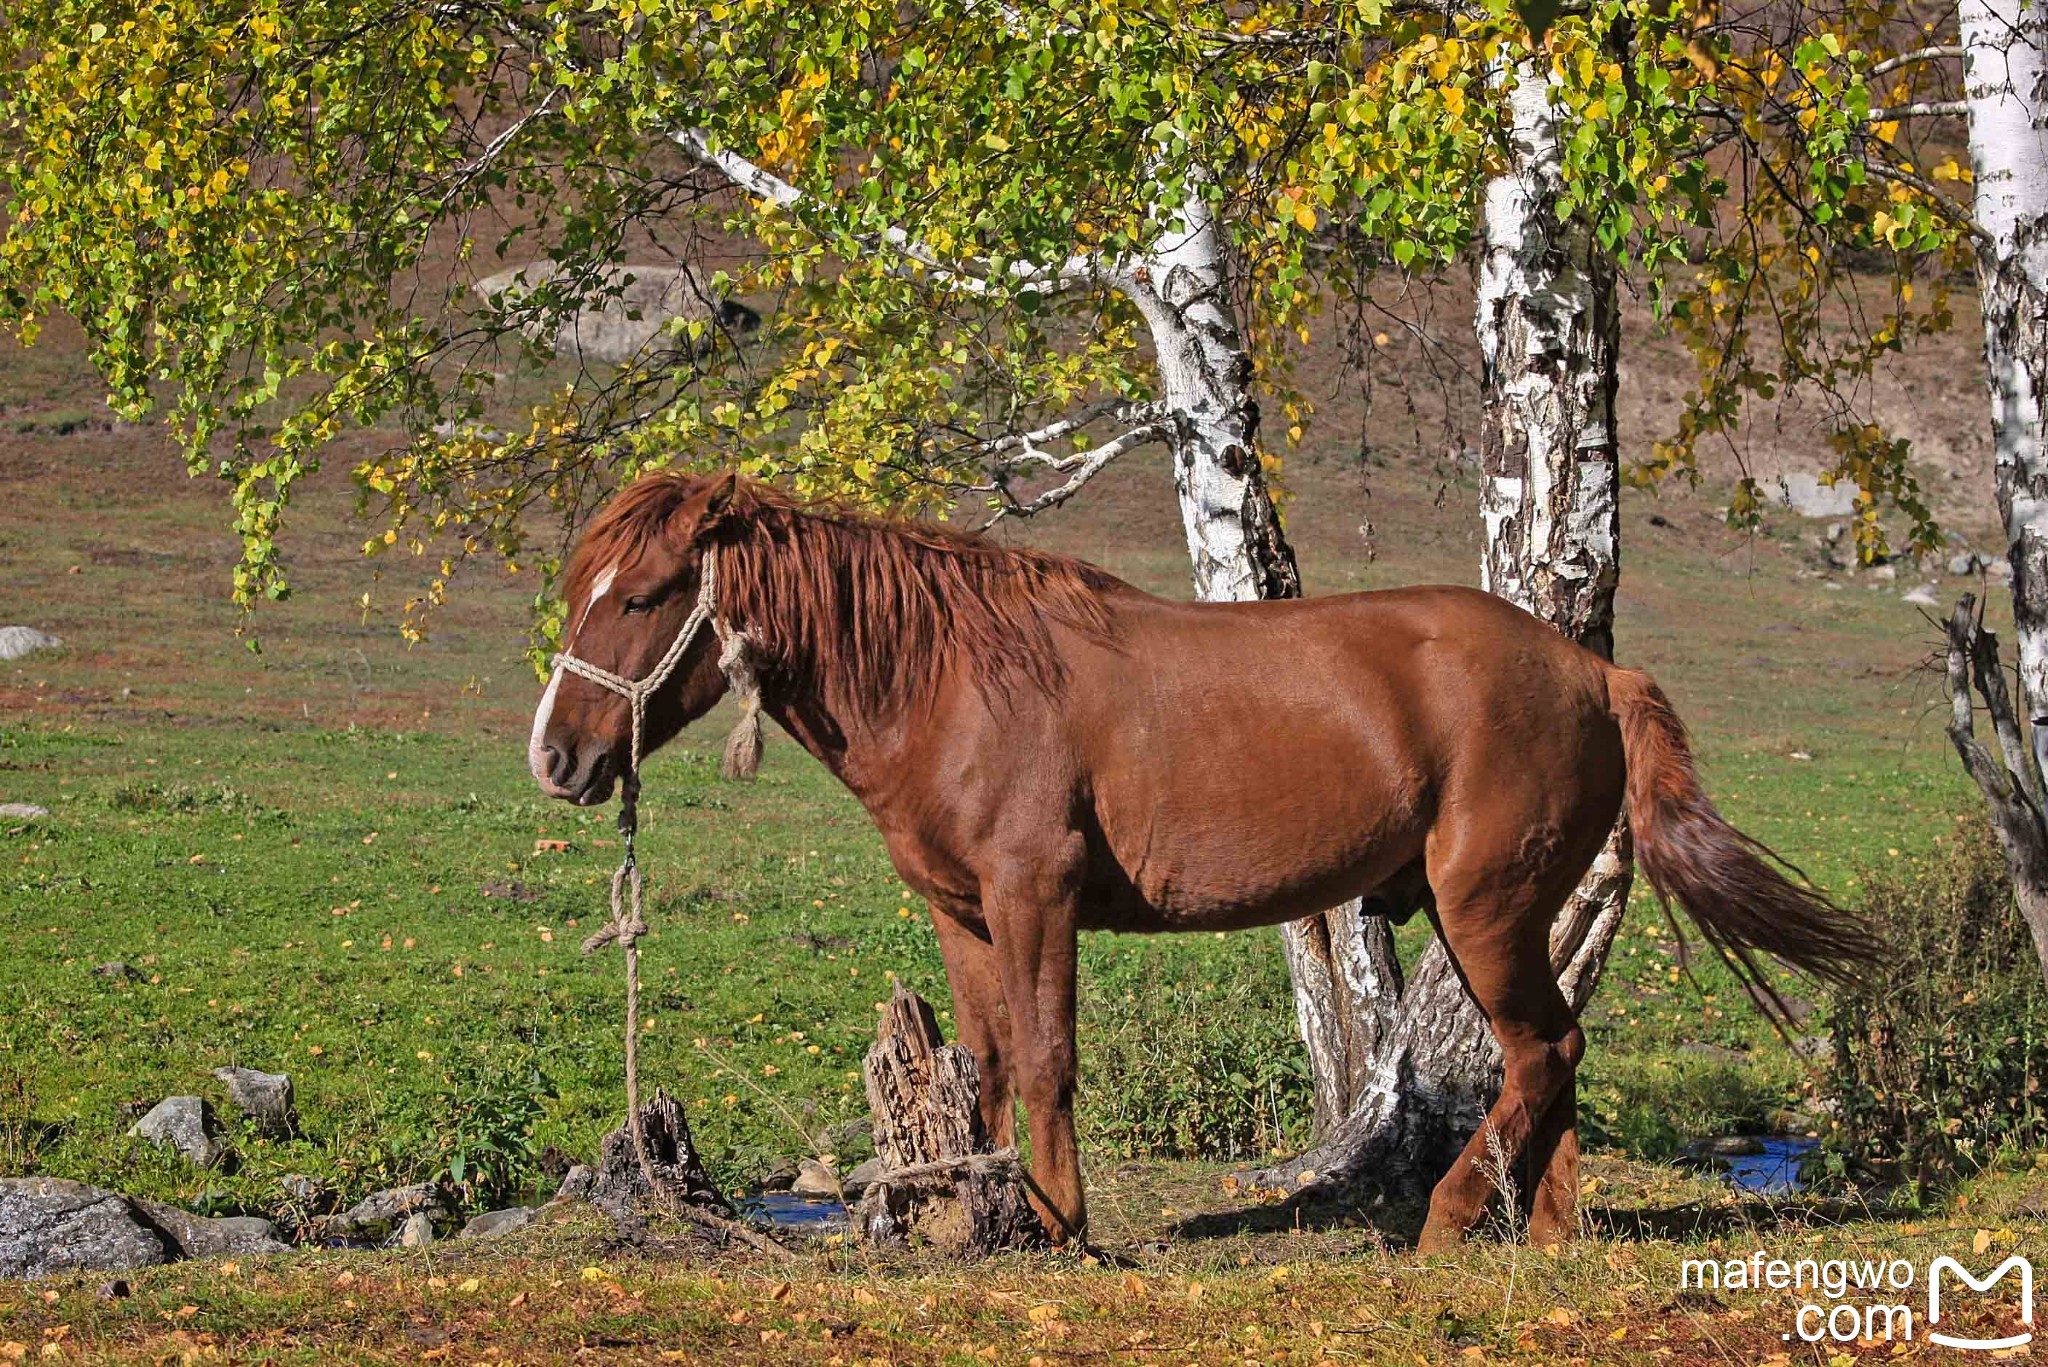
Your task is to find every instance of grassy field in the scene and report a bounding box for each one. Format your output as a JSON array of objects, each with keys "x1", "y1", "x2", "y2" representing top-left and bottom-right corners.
[{"x1": 1, "y1": 314, "x2": 2038, "y2": 1361}]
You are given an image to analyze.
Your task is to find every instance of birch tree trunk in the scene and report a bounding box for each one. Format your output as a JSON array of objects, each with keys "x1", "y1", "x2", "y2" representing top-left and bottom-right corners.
[
  {"x1": 1949, "y1": 0, "x2": 2048, "y2": 981},
  {"x1": 1115, "y1": 188, "x2": 1402, "y2": 1131},
  {"x1": 1248, "y1": 60, "x2": 1630, "y2": 1202}
]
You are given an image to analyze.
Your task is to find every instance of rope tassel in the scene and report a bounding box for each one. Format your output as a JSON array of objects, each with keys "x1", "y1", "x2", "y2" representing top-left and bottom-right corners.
[{"x1": 717, "y1": 630, "x2": 764, "y2": 782}]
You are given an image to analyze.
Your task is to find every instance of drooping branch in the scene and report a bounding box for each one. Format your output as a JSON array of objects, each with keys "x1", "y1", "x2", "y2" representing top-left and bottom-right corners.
[{"x1": 669, "y1": 129, "x2": 1107, "y2": 296}]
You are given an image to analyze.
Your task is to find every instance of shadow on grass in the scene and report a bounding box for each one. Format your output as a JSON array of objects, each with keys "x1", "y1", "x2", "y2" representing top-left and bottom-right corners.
[{"x1": 1167, "y1": 1186, "x2": 1906, "y2": 1248}]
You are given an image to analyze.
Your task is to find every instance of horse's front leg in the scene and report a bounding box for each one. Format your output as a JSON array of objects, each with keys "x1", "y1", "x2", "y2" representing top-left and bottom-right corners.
[
  {"x1": 930, "y1": 905, "x2": 1016, "y2": 1149},
  {"x1": 984, "y1": 847, "x2": 1085, "y2": 1245}
]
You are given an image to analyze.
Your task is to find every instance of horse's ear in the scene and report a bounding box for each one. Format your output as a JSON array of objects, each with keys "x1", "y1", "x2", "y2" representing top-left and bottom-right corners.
[{"x1": 672, "y1": 471, "x2": 740, "y2": 546}]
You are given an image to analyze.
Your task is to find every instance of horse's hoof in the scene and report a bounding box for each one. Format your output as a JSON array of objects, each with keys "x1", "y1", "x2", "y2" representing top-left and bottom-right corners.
[{"x1": 1415, "y1": 1222, "x2": 1464, "y2": 1256}]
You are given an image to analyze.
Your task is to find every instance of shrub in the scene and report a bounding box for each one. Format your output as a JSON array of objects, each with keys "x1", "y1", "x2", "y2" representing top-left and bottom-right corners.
[
  {"x1": 1078, "y1": 943, "x2": 1312, "y2": 1162},
  {"x1": 1826, "y1": 819, "x2": 2048, "y2": 1186}
]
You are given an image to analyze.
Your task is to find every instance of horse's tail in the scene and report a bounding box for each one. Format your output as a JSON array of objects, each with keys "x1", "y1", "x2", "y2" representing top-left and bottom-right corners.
[{"x1": 1607, "y1": 666, "x2": 1881, "y2": 1008}]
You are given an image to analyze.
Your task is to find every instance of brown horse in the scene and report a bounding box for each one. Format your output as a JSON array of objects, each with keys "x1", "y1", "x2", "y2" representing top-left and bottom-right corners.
[{"x1": 529, "y1": 471, "x2": 1877, "y2": 1249}]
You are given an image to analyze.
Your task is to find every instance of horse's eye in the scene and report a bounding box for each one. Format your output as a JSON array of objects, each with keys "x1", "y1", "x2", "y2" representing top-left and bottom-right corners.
[{"x1": 623, "y1": 595, "x2": 653, "y2": 615}]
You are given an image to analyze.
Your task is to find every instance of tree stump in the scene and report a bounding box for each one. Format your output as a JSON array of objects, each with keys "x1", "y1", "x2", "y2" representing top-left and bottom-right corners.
[
  {"x1": 584, "y1": 1088, "x2": 727, "y2": 1212},
  {"x1": 856, "y1": 985, "x2": 1043, "y2": 1256}
]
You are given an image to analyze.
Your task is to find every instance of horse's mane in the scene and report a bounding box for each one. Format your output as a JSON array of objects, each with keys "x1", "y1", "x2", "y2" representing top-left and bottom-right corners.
[{"x1": 565, "y1": 473, "x2": 1124, "y2": 709}]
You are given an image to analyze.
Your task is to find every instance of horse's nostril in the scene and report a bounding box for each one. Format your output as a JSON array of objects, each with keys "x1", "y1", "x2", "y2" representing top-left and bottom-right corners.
[{"x1": 544, "y1": 744, "x2": 574, "y2": 787}]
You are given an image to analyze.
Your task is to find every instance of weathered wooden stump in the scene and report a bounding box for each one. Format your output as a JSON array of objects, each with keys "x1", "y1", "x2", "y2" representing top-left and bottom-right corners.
[
  {"x1": 586, "y1": 1088, "x2": 727, "y2": 1211},
  {"x1": 856, "y1": 985, "x2": 1044, "y2": 1256}
]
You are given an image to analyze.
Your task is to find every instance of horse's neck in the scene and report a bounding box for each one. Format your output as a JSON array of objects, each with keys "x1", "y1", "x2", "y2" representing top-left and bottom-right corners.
[{"x1": 760, "y1": 679, "x2": 912, "y2": 803}]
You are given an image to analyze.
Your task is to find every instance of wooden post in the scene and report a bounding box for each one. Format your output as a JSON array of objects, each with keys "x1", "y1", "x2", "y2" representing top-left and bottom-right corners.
[{"x1": 856, "y1": 985, "x2": 1043, "y2": 1255}]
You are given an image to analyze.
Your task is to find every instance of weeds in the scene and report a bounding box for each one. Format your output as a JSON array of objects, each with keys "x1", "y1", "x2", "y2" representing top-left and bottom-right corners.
[{"x1": 1827, "y1": 818, "x2": 2048, "y2": 1187}]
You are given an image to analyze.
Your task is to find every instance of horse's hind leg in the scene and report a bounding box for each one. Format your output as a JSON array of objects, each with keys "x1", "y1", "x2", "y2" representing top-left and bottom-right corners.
[
  {"x1": 932, "y1": 906, "x2": 1016, "y2": 1148},
  {"x1": 1415, "y1": 838, "x2": 1587, "y2": 1253}
]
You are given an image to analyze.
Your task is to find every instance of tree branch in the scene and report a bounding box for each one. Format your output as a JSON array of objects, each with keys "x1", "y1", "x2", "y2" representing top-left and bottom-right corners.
[
  {"x1": 1867, "y1": 45, "x2": 1965, "y2": 78},
  {"x1": 977, "y1": 401, "x2": 1170, "y2": 527},
  {"x1": 1866, "y1": 99, "x2": 1970, "y2": 121},
  {"x1": 668, "y1": 129, "x2": 1106, "y2": 296}
]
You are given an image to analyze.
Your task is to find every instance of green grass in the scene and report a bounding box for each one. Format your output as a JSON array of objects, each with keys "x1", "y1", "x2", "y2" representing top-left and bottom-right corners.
[{"x1": 0, "y1": 322, "x2": 2033, "y2": 1364}]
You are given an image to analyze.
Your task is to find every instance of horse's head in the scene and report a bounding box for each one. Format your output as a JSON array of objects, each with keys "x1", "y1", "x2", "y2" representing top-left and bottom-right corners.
[{"x1": 529, "y1": 472, "x2": 741, "y2": 804}]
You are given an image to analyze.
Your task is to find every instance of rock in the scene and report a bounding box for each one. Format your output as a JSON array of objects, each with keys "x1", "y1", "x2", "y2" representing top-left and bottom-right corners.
[
  {"x1": 329, "y1": 1183, "x2": 451, "y2": 1241},
  {"x1": 791, "y1": 1159, "x2": 840, "y2": 1197},
  {"x1": 841, "y1": 1157, "x2": 887, "y2": 1202},
  {"x1": 397, "y1": 1212, "x2": 435, "y2": 1247},
  {"x1": 472, "y1": 261, "x2": 761, "y2": 366},
  {"x1": 0, "y1": 627, "x2": 62, "y2": 661},
  {"x1": 1778, "y1": 474, "x2": 1858, "y2": 519},
  {"x1": 1902, "y1": 584, "x2": 1941, "y2": 607},
  {"x1": 132, "y1": 1201, "x2": 290, "y2": 1259},
  {"x1": 278, "y1": 1174, "x2": 332, "y2": 1212},
  {"x1": 1677, "y1": 1041, "x2": 1750, "y2": 1066},
  {"x1": 758, "y1": 1157, "x2": 800, "y2": 1193},
  {"x1": 1871, "y1": 563, "x2": 1897, "y2": 581},
  {"x1": 459, "y1": 1207, "x2": 537, "y2": 1240},
  {"x1": 1701, "y1": 1135, "x2": 1767, "y2": 1158},
  {"x1": 129, "y1": 1096, "x2": 226, "y2": 1169},
  {"x1": 212, "y1": 1067, "x2": 295, "y2": 1138},
  {"x1": 1824, "y1": 522, "x2": 1846, "y2": 544},
  {"x1": 552, "y1": 1165, "x2": 598, "y2": 1204},
  {"x1": 0, "y1": 1178, "x2": 171, "y2": 1280},
  {"x1": 92, "y1": 961, "x2": 140, "y2": 982},
  {"x1": 1991, "y1": 557, "x2": 2016, "y2": 582},
  {"x1": 0, "y1": 803, "x2": 49, "y2": 821},
  {"x1": 1950, "y1": 552, "x2": 1985, "y2": 575}
]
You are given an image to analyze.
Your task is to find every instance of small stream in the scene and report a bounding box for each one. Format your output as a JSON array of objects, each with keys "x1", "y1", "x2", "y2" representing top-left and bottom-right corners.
[
  {"x1": 1722, "y1": 1136, "x2": 1818, "y2": 1194},
  {"x1": 739, "y1": 1191, "x2": 850, "y2": 1235}
]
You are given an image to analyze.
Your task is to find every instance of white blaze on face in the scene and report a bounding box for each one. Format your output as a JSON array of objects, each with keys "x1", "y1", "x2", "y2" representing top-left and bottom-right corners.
[{"x1": 529, "y1": 562, "x2": 620, "y2": 786}]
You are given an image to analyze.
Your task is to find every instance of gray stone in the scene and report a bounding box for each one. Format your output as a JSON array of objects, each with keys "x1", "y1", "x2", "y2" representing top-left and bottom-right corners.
[
  {"x1": 0, "y1": 804, "x2": 49, "y2": 821},
  {"x1": 0, "y1": 1178, "x2": 170, "y2": 1280},
  {"x1": 757, "y1": 1157, "x2": 800, "y2": 1193},
  {"x1": 841, "y1": 1157, "x2": 887, "y2": 1201},
  {"x1": 459, "y1": 1207, "x2": 537, "y2": 1240},
  {"x1": 1950, "y1": 552, "x2": 1986, "y2": 576},
  {"x1": 552, "y1": 1166, "x2": 597, "y2": 1204},
  {"x1": 1778, "y1": 474, "x2": 1858, "y2": 519},
  {"x1": 1702, "y1": 1135, "x2": 1767, "y2": 1157},
  {"x1": 91, "y1": 962, "x2": 139, "y2": 982},
  {"x1": 1902, "y1": 584, "x2": 1941, "y2": 607},
  {"x1": 397, "y1": 1212, "x2": 435, "y2": 1247},
  {"x1": 212, "y1": 1066, "x2": 295, "y2": 1137},
  {"x1": 791, "y1": 1158, "x2": 840, "y2": 1197},
  {"x1": 278, "y1": 1174, "x2": 331, "y2": 1211},
  {"x1": 129, "y1": 1095, "x2": 226, "y2": 1169},
  {"x1": 132, "y1": 1201, "x2": 290, "y2": 1260},
  {"x1": 0, "y1": 627, "x2": 62, "y2": 661},
  {"x1": 330, "y1": 1183, "x2": 450, "y2": 1240},
  {"x1": 1871, "y1": 563, "x2": 1898, "y2": 581},
  {"x1": 1991, "y1": 557, "x2": 2016, "y2": 582},
  {"x1": 473, "y1": 261, "x2": 761, "y2": 365}
]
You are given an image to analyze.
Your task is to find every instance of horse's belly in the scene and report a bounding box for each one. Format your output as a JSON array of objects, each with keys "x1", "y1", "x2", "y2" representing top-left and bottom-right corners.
[{"x1": 1083, "y1": 815, "x2": 1425, "y2": 934}]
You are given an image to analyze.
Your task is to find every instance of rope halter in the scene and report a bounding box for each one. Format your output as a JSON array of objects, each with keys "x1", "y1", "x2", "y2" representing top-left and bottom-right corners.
[
  {"x1": 551, "y1": 543, "x2": 762, "y2": 955},
  {"x1": 551, "y1": 543, "x2": 738, "y2": 780}
]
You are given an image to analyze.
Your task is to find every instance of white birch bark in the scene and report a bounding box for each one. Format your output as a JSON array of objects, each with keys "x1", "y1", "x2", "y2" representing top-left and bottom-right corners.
[
  {"x1": 1954, "y1": 0, "x2": 2048, "y2": 977},
  {"x1": 1251, "y1": 59, "x2": 1630, "y2": 1199},
  {"x1": 1115, "y1": 187, "x2": 1400, "y2": 1130},
  {"x1": 1963, "y1": 0, "x2": 2048, "y2": 789}
]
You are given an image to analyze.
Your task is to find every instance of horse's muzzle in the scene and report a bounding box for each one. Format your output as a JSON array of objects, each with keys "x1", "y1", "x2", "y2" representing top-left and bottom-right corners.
[{"x1": 532, "y1": 743, "x2": 616, "y2": 806}]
